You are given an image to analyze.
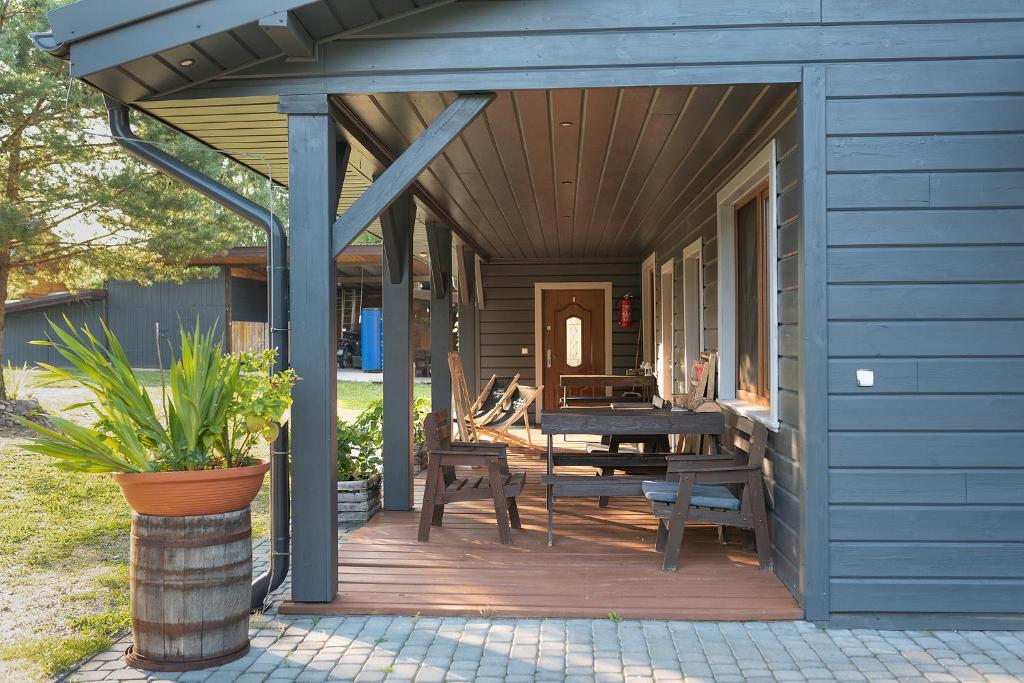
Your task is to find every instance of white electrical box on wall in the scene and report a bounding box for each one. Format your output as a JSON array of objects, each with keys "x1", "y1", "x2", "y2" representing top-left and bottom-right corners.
[{"x1": 856, "y1": 369, "x2": 874, "y2": 387}]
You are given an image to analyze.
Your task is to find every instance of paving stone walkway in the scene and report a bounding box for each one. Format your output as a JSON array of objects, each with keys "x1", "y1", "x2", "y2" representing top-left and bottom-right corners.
[
  {"x1": 62, "y1": 538, "x2": 1024, "y2": 683},
  {"x1": 66, "y1": 610, "x2": 1024, "y2": 682}
]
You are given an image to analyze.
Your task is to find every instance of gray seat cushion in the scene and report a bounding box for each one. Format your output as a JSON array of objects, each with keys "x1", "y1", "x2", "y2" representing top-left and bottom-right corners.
[{"x1": 641, "y1": 480, "x2": 741, "y2": 511}]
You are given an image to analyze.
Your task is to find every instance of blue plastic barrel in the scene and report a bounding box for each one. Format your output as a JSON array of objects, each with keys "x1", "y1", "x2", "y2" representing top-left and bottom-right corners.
[{"x1": 360, "y1": 308, "x2": 383, "y2": 372}]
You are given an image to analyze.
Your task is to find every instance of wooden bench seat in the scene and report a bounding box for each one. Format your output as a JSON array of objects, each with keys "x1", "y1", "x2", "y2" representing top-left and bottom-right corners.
[
  {"x1": 645, "y1": 416, "x2": 771, "y2": 571},
  {"x1": 539, "y1": 474, "x2": 649, "y2": 498},
  {"x1": 444, "y1": 472, "x2": 526, "y2": 501}
]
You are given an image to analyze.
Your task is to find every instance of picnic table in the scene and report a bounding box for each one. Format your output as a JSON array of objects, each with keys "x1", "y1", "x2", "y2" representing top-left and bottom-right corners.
[{"x1": 539, "y1": 406, "x2": 725, "y2": 545}]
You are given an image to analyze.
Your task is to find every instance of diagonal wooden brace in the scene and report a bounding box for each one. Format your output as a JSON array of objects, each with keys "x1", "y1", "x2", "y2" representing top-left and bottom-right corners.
[{"x1": 331, "y1": 92, "x2": 495, "y2": 258}]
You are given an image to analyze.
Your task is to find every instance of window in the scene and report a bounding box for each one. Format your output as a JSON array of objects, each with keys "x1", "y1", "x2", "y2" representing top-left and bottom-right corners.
[
  {"x1": 716, "y1": 141, "x2": 779, "y2": 431},
  {"x1": 734, "y1": 182, "x2": 770, "y2": 406},
  {"x1": 565, "y1": 316, "x2": 582, "y2": 367}
]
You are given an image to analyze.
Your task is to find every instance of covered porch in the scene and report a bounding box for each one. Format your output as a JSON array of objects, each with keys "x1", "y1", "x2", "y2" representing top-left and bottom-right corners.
[
  {"x1": 281, "y1": 445, "x2": 802, "y2": 620},
  {"x1": 119, "y1": 78, "x2": 810, "y2": 619}
]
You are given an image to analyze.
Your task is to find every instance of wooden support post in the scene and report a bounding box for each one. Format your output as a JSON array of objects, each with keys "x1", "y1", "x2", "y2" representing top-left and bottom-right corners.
[
  {"x1": 457, "y1": 301, "x2": 477, "y2": 396},
  {"x1": 456, "y1": 245, "x2": 478, "y2": 394},
  {"x1": 382, "y1": 192, "x2": 415, "y2": 511},
  {"x1": 427, "y1": 222, "x2": 452, "y2": 415},
  {"x1": 282, "y1": 95, "x2": 347, "y2": 602}
]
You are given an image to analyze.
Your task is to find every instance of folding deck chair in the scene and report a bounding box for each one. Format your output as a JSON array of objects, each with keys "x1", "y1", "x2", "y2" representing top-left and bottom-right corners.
[{"x1": 474, "y1": 384, "x2": 544, "y2": 451}]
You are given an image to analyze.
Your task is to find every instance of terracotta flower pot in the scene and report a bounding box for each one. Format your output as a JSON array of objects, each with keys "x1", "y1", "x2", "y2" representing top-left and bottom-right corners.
[{"x1": 112, "y1": 461, "x2": 270, "y2": 516}]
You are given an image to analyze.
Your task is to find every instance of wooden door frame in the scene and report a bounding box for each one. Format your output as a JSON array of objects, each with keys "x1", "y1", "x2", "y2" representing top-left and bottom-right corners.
[
  {"x1": 640, "y1": 253, "x2": 658, "y2": 365},
  {"x1": 534, "y1": 281, "x2": 614, "y2": 420},
  {"x1": 658, "y1": 260, "x2": 674, "y2": 399}
]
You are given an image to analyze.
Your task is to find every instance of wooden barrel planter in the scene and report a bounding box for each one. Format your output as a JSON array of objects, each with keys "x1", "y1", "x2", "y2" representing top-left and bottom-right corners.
[{"x1": 125, "y1": 509, "x2": 252, "y2": 671}]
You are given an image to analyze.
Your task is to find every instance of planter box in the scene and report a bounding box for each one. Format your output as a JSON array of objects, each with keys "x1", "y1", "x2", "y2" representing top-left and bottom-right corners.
[
  {"x1": 413, "y1": 442, "x2": 428, "y2": 475},
  {"x1": 337, "y1": 474, "x2": 381, "y2": 523}
]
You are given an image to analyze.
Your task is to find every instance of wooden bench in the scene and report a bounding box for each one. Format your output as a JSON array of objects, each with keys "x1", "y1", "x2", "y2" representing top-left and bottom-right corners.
[
  {"x1": 418, "y1": 409, "x2": 527, "y2": 545},
  {"x1": 644, "y1": 416, "x2": 772, "y2": 571}
]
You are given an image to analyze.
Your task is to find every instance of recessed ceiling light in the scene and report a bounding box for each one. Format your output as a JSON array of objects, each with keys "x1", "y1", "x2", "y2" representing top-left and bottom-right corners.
[
  {"x1": 178, "y1": 58, "x2": 195, "y2": 68},
  {"x1": 559, "y1": 121, "x2": 574, "y2": 127}
]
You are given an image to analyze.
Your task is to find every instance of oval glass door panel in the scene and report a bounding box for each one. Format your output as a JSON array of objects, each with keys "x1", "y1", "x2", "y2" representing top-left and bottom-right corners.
[{"x1": 565, "y1": 316, "x2": 583, "y2": 367}]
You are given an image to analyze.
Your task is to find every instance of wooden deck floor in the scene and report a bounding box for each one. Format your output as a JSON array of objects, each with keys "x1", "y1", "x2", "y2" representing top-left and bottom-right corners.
[{"x1": 281, "y1": 445, "x2": 803, "y2": 621}]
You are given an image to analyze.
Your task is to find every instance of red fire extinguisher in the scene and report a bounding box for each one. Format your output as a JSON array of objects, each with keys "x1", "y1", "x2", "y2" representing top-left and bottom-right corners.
[{"x1": 618, "y1": 293, "x2": 633, "y2": 329}]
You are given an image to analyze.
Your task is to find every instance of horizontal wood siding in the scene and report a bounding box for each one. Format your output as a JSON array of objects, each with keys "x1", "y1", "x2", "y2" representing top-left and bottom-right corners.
[
  {"x1": 825, "y1": 56, "x2": 1024, "y2": 620},
  {"x1": 478, "y1": 260, "x2": 639, "y2": 387},
  {"x1": 650, "y1": 95, "x2": 804, "y2": 604}
]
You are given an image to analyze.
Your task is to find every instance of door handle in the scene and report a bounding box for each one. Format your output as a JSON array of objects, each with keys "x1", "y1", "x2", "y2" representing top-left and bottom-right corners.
[{"x1": 546, "y1": 348, "x2": 552, "y2": 368}]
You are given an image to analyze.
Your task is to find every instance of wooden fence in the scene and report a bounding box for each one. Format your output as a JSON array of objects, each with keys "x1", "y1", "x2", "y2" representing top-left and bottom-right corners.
[{"x1": 230, "y1": 321, "x2": 268, "y2": 354}]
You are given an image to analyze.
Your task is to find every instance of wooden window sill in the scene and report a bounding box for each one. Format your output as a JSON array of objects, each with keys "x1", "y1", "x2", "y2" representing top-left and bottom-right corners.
[{"x1": 718, "y1": 398, "x2": 780, "y2": 433}]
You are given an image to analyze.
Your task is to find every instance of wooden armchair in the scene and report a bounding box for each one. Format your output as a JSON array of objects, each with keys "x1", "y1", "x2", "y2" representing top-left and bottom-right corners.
[
  {"x1": 418, "y1": 409, "x2": 527, "y2": 544},
  {"x1": 643, "y1": 415, "x2": 771, "y2": 571}
]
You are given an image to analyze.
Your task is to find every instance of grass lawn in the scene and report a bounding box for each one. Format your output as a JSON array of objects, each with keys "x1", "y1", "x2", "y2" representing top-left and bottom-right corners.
[{"x1": 0, "y1": 375, "x2": 424, "y2": 681}]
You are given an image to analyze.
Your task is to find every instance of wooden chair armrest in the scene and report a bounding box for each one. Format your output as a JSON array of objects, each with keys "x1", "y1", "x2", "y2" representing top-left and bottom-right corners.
[
  {"x1": 450, "y1": 441, "x2": 508, "y2": 455},
  {"x1": 665, "y1": 454, "x2": 734, "y2": 463},
  {"x1": 667, "y1": 462, "x2": 761, "y2": 473},
  {"x1": 429, "y1": 448, "x2": 504, "y2": 458}
]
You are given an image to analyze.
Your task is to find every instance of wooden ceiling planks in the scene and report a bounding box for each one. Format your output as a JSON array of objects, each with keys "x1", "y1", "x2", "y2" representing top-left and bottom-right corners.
[
  {"x1": 570, "y1": 89, "x2": 618, "y2": 257},
  {"x1": 585, "y1": 87, "x2": 656, "y2": 257},
  {"x1": 139, "y1": 83, "x2": 797, "y2": 260},
  {"x1": 342, "y1": 84, "x2": 797, "y2": 259}
]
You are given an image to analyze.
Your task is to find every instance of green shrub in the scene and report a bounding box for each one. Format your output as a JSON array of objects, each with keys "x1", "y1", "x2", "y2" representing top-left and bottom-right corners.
[
  {"x1": 336, "y1": 397, "x2": 431, "y2": 482},
  {"x1": 4, "y1": 361, "x2": 35, "y2": 400}
]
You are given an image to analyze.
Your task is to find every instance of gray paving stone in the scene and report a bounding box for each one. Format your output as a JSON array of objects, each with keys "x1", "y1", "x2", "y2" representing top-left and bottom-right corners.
[{"x1": 63, "y1": 610, "x2": 1024, "y2": 683}]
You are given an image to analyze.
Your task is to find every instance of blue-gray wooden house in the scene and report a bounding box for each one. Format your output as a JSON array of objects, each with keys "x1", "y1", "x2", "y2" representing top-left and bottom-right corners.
[{"x1": 33, "y1": 0, "x2": 1024, "y2": 628}]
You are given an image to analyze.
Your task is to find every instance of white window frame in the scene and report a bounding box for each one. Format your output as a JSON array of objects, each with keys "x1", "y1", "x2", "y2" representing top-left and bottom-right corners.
[
  {"x1": 716, "y1": 140, "x2": 779, "y2": 432},
  {"x1": 658, "y1": 259, "x2": 674, "y2": 400},
  {"x1": 640, "y1": 252, "x2": 657, "y2": 365},
  {"x1": 681, "y1": 237, "x2": 704, "y2": 394}
]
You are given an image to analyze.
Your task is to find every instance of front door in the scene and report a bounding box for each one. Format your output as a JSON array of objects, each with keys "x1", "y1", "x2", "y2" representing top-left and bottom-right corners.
[{"x1": 540, "y1": 287, "x2": 608, "y2": 409}]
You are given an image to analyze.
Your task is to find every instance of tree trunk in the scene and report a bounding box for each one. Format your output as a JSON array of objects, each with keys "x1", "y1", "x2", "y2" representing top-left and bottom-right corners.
[
  {"x1": 0, "y1": 250, "x2": 9, "y2": 400},
  {"x1": 1, "y1": 133, "x2": 20, "y2": 401}
]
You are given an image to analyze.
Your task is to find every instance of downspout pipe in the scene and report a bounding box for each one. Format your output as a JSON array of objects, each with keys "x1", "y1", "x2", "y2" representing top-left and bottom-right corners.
[{"x1": 105, "y1": 98, "x2": 290, "y2": 610}]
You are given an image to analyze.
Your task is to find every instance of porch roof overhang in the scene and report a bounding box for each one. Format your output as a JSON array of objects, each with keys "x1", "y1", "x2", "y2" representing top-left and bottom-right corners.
[{"x1": 35, "y1": 0, "x2": 798, "y2": 261}]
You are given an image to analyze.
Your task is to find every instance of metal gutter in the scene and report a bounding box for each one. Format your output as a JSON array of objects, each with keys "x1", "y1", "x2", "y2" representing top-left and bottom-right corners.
[{"x1": 105, "y1": 98, "x2": 290, "y2": 611}]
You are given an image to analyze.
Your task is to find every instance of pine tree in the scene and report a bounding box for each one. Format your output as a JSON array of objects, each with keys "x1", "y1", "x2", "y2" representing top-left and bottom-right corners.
[{"x1": 0, "y1": 0, "x2": 276, "y2": 398}]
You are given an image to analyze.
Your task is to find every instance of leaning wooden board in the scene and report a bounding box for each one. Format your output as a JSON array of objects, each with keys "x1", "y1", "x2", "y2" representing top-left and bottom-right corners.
[{"x1": 540, "y1": 407, "x2": 725, "y2": 545}]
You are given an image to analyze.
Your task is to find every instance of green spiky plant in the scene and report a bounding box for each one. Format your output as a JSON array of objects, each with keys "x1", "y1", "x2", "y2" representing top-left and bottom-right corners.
[{"x1": 19, "y1": 318, "x2": 296, "y2": 473}]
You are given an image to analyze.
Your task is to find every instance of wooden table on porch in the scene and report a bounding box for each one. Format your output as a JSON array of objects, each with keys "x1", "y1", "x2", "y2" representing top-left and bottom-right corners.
[
  {"x1": 559, "y1": 373, "x2": 656, "y2": 406},
  {"x1": 540, "y1": 406, "x2": 726, "y2": 545}
]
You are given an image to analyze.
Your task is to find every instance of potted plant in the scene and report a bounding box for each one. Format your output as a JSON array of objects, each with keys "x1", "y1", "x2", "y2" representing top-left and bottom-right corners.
[
  {"x1": 21, "y1": 319, "x2": 296, "y2": 516},
  {"x1": 19, "y1": 318, "x2": 297, "y2": 671}
]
